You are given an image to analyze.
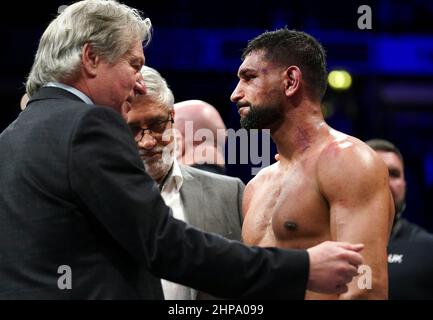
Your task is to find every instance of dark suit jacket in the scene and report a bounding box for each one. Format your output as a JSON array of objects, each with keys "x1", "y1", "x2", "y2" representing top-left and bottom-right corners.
[
  {"x1": 0, "y1": 87, "x2": 308, "y2": 299},
  {"x1": 179, "y1": 165, "x2": 244, "y2": 299}
]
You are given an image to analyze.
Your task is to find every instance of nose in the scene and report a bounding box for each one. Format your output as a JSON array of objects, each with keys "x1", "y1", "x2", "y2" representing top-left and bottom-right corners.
[
  {"x1": 230, "y1": 82, "x2": 242, "y2": 103},
  {"x1": 138, "y1": 131, "x2": 157, "y2": 149},
  {"x1": 134, "y1": 74, "x2": 147, "y2": 96}
]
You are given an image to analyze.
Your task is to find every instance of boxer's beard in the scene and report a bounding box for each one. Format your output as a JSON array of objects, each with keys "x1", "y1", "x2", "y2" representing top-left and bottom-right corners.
[{"x1": 240, "y1": 103, "x2": 282, "y2": 130}]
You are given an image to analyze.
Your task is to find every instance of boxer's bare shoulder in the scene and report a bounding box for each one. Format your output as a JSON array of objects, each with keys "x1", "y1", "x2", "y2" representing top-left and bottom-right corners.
[
  {"x1": 316, "y1": 132, "x2": 393, "y2": 299},
  {"x1": 317, "y1": 132, "x2": 391, "y2": 217}
]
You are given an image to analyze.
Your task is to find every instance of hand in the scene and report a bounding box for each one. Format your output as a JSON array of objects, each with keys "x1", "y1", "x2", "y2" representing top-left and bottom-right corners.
[{"x1": 306, "y1": 241, "x2": 364, "y2": 294}]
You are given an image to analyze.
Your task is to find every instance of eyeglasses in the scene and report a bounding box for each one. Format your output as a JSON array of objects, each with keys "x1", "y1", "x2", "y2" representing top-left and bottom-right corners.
[{"x1": 129, "y1": 115, "x2": 174, "y2": 142}]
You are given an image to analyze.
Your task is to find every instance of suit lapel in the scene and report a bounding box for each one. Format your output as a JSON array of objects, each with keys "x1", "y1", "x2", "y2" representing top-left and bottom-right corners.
[{"x1": 179, "y1": 166, "x2": 205, "y2": 230}]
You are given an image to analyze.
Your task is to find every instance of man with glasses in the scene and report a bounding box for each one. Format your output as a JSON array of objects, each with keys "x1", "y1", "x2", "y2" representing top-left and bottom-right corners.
[{"x1": 123, "y1": 66, "x2": 244, "y2": 299}]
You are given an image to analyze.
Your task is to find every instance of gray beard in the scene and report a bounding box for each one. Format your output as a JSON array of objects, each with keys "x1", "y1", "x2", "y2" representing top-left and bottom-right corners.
[
  {"x1": 142, "y1": 147, "x2": 174, "y2": 183},
  {"x1": 240, "y1": 104, "x2": 282, "y2": 130}
]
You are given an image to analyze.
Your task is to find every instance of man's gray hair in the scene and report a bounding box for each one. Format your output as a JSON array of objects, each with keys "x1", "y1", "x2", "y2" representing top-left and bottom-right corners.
[
  {"x1": 26, "y1": 0, "x2": 152, "y2": 96},
  {"x1": 140, "y1": 65, "x2": 174, "y2": 110}
]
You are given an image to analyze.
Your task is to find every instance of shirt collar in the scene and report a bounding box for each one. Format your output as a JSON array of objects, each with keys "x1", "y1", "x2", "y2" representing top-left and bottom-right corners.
[
  {"x1": 160, "y1": 158, "x2": 184, "y2": 193},
  {"x1": 45, "y1": 82, "x2": 94, "y2": 105}
]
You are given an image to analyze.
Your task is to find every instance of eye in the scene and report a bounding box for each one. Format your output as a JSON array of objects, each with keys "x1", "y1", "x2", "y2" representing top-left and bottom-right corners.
[
  {"x1": 243, "y1": 74, "x2": 256, "y2": 82},
  {"x1": 131, "y1": 63, "x2": 141, "y2": 72},
  {"x1": 150, "y1": 121, "x2": 167, "y2": 133},
  {"x1": 128, "y1": 58, "x2": 143, "y2": 72},
  {"x1": 389, "y1": 169, "x2": 401, "y2": 178},
  {"x1": 128, "y1": 124, "x2": 141, "y2": 135}
]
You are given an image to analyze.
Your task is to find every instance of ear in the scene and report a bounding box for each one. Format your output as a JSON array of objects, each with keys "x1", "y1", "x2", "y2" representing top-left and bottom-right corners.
[
  {"x1": 283, "y1": 66, "x2": 302, "y2": 97},
  {"x1": 81, "y1": 42, "x2": 100, "y2": 77}
]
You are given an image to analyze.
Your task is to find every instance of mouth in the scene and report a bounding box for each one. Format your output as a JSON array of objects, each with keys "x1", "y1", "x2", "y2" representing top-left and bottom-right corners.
[
  {"x1": 126, "y1": 95, "x2": 134, "y2": 104},
  {"x1": 237, "y1": 105, "x2": 250, "y2": 117},
  {"x1": 140, "y1": 151, "x2": 162, "y2": 160}
]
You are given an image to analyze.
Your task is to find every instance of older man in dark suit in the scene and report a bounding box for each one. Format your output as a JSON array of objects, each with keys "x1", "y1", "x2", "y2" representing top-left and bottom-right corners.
[{"x1": 0, "y1": 0, "x2": 364, "y2": 299}]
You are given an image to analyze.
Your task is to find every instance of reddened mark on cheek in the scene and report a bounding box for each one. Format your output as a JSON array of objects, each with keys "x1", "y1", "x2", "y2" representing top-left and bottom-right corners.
[{"x1": 260, "y1": 68, "x2": 269, "y2": 75}]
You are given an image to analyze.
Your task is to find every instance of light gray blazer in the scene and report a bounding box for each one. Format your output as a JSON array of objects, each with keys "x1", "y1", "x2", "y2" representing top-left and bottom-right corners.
[{"x1": 179, "y1": 165, "x2": 244, "y2": 241}]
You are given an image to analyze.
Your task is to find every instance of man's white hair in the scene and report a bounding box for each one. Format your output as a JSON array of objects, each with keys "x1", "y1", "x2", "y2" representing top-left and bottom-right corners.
[
  {"x1": 140, "y1": 65, "x2": 174, "y2": 110},
  {"x1": 26, "y1": 0, "x2": 152, "y2": 96}
]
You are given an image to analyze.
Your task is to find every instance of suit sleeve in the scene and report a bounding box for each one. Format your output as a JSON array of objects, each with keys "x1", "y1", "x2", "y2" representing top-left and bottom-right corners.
[{"x1": 68, "y1": 107, "x2": 309, "y2": 299}]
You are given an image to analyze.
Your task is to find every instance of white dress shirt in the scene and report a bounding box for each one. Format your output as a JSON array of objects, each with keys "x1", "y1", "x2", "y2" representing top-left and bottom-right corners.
[
  {"x1": 159, "y1": 159, "x2": 197, "y2": 300},
  {"x1": 45, "y1": 82, "x2": 94, "y2": 105}
]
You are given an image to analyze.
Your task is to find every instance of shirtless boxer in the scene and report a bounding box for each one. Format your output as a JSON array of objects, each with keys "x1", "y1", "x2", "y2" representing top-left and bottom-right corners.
[{"x1": 230, "y1": 28, "x2": 394, "y2": 299}]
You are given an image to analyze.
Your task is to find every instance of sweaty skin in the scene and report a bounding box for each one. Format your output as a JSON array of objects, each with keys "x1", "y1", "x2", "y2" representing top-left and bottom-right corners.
[{"x1": 242, "y1": 129, "x2": 394, "y2": 299}]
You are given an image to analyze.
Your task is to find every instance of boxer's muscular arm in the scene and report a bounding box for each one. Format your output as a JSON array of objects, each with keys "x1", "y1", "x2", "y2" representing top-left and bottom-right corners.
[
  {"x1": 242, "y1": 182, "x2": 253, "y2": 220},
  {"x1": 318, "y1": 141, "x2": 394, "y2": 299},
  {"x1": 240, "y1": 179, "x2": 261, "y2": 244}
]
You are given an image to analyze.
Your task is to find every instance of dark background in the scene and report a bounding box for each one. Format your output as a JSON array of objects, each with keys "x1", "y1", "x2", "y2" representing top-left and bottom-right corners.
[{"x1": 1, "y1": 0, "x2": 433, "y2": 232}]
